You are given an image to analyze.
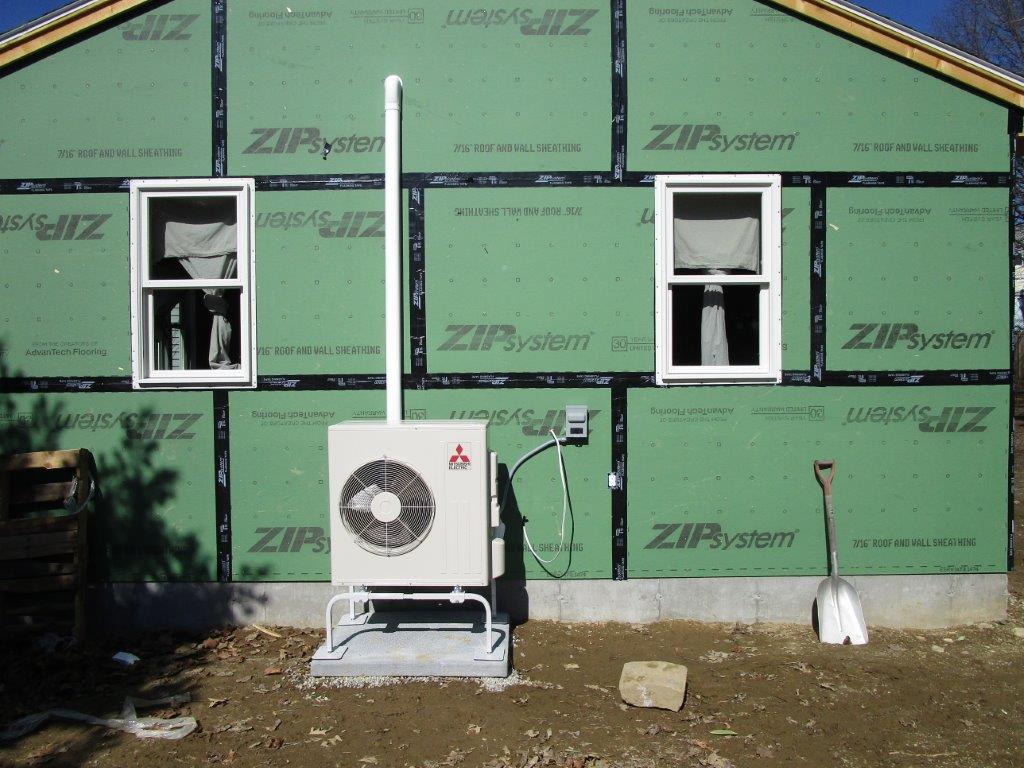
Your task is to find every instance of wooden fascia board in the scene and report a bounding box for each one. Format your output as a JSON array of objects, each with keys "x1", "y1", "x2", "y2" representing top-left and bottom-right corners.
[
  {"x1": 769, "y1": 0, "x2": 1024, "y2": 108},
  {"x1": 0, "y1": 0, "x2": 152, "y2": 69}
]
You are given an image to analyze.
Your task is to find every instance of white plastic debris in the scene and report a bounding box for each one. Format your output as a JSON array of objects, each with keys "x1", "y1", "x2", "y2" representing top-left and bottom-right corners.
[
  {"x1": 111, "y1": 651, "x2": 140, "y2": 666},
  {"x1": 0, "y1": 694, "x2": 196, "y2": 742}
]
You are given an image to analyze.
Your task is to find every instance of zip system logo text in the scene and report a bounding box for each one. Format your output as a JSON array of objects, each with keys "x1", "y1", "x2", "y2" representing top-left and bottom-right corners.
[
  {"x1": 54, "y1": 411, "x2": 202, "y2": 440},
  {"x1": 121, "y1": 14, "x2": 198, "y2": 40},
  {"x1": 644, "y1": 522, "x2": 797, "y2": 550},
  {"x1": 438, "y1": 324, "x2": 592, "y2": 353},
  {"x1": 243, "y1": 128, "x2": 383, "y2": 155},
  {"x1": 443, "y1": 8, "x2": 598, "y2": 34},
  {"x1": 842, "y1": 405, "x2": 995, "y2": 433},
  {"x1": 0, "y1": 213, "x2": 110, "y2": 240},
  {"x1": 248, "y1": 526, "x2": 330, "y2": 554},
  {"x1": 645, "y1": 123, "x2": 798, "y2": 152},
  {"x1": 448, "y1": 407, "x2": 599, "y2": 436},
  {"x1": 842, "y1": 322, "x2": 993, "y2": 351}
]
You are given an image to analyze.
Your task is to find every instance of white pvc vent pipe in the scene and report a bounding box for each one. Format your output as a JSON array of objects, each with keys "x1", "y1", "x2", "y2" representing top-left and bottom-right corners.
[{"x1": 384, "y1": 75, "x2": 403, "y2": 424}]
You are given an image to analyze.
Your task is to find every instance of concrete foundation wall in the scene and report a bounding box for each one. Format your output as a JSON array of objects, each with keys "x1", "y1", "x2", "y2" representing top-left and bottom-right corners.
[{"x1": 90, "y1": 574, "x2": 1007, "y2": 633}]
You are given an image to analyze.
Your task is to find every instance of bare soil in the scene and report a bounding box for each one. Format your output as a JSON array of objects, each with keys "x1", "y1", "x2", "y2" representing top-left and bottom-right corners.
[{"x1": 1, "y1": 472, "x2": 1022, "y2": 767}]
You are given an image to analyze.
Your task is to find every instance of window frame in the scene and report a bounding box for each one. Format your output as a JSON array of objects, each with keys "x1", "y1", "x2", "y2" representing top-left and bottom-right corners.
[
  {"x1": 129, "y1": 177, "x2": 257, "y2": 389},
  {"x1": 654, "y1": 173, "x2": 782, "y2": 385}
]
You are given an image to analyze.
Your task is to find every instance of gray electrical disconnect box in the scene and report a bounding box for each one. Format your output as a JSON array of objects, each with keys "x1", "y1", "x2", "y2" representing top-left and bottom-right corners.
[{"x1": 564, "y1": 405, "x2": 589, "y2": 440}]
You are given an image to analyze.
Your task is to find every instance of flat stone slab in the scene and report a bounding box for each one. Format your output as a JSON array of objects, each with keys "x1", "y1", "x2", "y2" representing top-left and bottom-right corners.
[
  {"x1": 619, "y1": 660, "x2": 689, "y2": 711},
  {"x1": 311, "y1": 610, "x2": 510, "y2": 678}
]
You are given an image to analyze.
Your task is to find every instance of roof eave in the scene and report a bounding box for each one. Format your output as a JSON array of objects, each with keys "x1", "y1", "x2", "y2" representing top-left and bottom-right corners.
[
  {"x1": 0, "y1": 0, "x2": 152, "y2": 70},
  {"x1": 769, "y1": 0, "x2": 1024, "y2": 109}
]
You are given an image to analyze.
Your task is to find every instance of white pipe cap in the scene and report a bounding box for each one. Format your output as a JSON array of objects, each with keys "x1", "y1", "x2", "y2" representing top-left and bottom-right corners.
[{"x1": 384, "y1": 75, "x2": 403, "y2": 109}]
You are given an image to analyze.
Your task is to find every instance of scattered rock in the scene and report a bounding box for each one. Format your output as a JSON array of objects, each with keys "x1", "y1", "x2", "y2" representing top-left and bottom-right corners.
[
  {"x1": 619, "y1": 661, "x2": 688, "y2": 711},
  {"x1": 699, "y1": 650, "x2": 730, "y2": 664},
  {"x1": 931, "y1": 645, "x2": 945, "y2": 653},
  {"x1": 1011, "y1": 627, "x2": 1024, "y2": 639}
]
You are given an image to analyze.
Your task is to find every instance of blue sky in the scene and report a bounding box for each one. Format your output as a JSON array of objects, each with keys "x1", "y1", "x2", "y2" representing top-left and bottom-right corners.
[{"x1": 0, "y1": 1, "x2": 951, "y2": 37}]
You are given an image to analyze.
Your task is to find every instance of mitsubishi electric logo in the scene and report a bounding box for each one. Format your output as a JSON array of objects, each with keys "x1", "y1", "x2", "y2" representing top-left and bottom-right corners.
[
  {"x1": 644, "y1": 123, "x2": 798, "y2": 152},
  {"x1": 644, "y1": 522, "x2": 797, "y2": 550},
  {"x1": 842, "y1": 323, "x2": 993, "y2": 351},
  {"x1": 448, "y1": 443, "x2": 472, "y2": 470}
]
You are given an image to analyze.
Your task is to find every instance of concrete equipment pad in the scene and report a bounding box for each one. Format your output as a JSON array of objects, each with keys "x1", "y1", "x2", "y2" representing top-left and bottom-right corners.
[{"x1": 310, "y1": 610, "x2": 510, "y2": 678}]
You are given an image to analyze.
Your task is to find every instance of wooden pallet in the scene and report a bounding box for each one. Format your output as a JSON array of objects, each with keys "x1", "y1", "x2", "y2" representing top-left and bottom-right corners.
[{"x1": 0, "y1": 449, "x2": 92, "y2": 638}]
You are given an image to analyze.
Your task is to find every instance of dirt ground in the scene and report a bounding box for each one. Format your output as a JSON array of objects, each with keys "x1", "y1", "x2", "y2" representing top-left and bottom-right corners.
[{"x1": 1, "y1": 479, "x2": 1023, "y2": 766}]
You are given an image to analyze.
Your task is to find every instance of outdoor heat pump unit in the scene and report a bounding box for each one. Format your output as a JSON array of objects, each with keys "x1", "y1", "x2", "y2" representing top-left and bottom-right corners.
[
  {"x1": 327, "y1": 420, "x2": 503, "y2": 587},
  {"x1": 314, "y1": 76, "x2": 508, "y2": 672}
]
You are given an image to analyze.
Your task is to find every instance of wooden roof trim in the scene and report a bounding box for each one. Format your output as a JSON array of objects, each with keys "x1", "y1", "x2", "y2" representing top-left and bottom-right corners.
[
  {"x1": 769, "y1": 0, "x2": 1024, "y2": 108},
  {"x1": 1, "y1": 0, "x2": 1022, "y2": 109},
  {"x1": 0, "y1": 0, "x2": 152, "y2": 69}
]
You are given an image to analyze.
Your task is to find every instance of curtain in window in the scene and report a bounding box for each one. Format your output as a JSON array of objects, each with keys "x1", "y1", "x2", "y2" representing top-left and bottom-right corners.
[
  {"x1": 674, "y1": 196, "x2": 759, "y2": 365},
  {"x1": 163, "y1": 220, "x2": 238, "y2": 369}
]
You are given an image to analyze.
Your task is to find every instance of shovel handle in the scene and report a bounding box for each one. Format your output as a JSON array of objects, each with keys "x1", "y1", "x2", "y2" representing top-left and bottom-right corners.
[
  {"x1": 813, "y1": 459, "x2": 836, "y2": 494},
  {"x1": 814, "y1": 460, "x2": 840, "y2": 577}
]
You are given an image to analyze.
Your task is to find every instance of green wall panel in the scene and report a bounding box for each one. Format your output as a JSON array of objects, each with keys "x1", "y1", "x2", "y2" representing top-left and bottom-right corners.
[
  {"x1": 0, "y1": 391, "x2": 216, "y2": 581},
  {"x1": 427, "y1": 188, "x2": 654, "y2": 373},
  {"x1": 231, "y1": 389, "x2": 611, "y2": 580},
  {"x1": 0, "y1": 194, "x2": 129, "y2": 377},
  {"x1": 827, "y1": 188, "x2": 1008, "y2": 371},
  {"x1": 782, "y1": 188, "x2": 811, "y2": 370},
  {"x1": 227, "y1": 2, "x2": 610, "y2": 174},
  {"x1": 627, "y1": 1, "x2": 1008, "y2": 172},
  {"x1": 0, "y1": 0, "x2": 211, "y2": 178},
  {"x1": 406, "y1": 389, "x2": 612, "y2": 579},
  {"x1": 230, "y1": 390, "x2": 384, "y2": 580},
  {"x1": 426, "y1": 186, "x2": 812, "y2": 374},
  {"x1": 255, "y1": 190, "x2": 401, "y2": 375},
  {"x1": 628, "y1": 386, "x2": 1007, "y2": 578}
]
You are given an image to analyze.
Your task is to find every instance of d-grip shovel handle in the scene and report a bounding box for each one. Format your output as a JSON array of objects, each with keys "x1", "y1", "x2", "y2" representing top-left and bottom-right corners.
[
  {"x1": 814, "y1": 459, "x2": 836, "y2": 495},
  {"x1": 813, "y1": 459, "x2": 840, "y2": 577}
]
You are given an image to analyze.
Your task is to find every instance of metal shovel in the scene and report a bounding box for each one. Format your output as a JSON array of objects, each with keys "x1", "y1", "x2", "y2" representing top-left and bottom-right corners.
[{"x1": 813, "y1": 460, "x2": 868, "y2": 645}]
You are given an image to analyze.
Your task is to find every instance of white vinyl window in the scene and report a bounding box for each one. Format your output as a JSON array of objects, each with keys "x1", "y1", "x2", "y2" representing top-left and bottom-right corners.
[
  {"x1": 654, "y1": 174, "x2": 782, "y2": 385},
  {"x1": 129, "y1": 178, "x2": 257, "y2": 389}
]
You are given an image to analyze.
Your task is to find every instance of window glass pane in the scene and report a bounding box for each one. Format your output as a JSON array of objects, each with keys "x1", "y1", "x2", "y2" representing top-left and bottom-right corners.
[
  {"x1": 148, "y1": 196, "x2": 238, "y2": 280},
  {"x1": 150, "y1": 288, "x2": 242, "y2": 371},
  {"x1": 671, "y1": 284, "x2": 760, "y2": 366},
  {"x1": 673, "y1": 193, "x2": 761, "y2": 275}
]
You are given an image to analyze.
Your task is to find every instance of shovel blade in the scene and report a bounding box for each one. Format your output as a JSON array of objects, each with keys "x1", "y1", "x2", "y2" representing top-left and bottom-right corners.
[{"x1": 816, "y1": 575, "x2": 869, "y2": 645}]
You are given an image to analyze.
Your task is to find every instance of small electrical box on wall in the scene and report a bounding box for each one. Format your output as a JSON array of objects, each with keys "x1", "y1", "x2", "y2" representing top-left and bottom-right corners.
[{"x1": 565, "y1": 405, "x2": 589, "y2": 440}]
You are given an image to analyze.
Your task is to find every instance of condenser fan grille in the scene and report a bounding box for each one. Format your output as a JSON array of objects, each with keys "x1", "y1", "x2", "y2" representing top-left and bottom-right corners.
[{"x1": 339, "y1": 458, "x2": 436, "y2": 556}]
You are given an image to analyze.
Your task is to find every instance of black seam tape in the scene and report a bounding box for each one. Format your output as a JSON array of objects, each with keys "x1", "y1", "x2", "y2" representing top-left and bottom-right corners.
[{"x1": 213, "y1": 390, "x2": 231, "y2": 582}]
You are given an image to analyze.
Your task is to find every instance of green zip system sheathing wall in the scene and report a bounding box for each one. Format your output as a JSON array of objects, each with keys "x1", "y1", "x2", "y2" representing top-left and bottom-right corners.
[
  {"x1": 0, "y1": 195, "x2": 130, "y2": 375},
  {"x1": 626, "y1": 1, "x2": 1007, "y2": 172},
  {"x1": 0, "y1": 391, "x2": 216, "y2": 581},
  {"x1": 628, "y1": 386, "x2": 1008, "y2": 577},
  {"x1": 826, "y1": 189, "x2": 1008, "y2": 371},
  {"x1": 0, "y1": 0, "x2": 1015, "y2": 591},
  {"x1": 0, "y1": 0, "x2": 211, "y2": 179}
]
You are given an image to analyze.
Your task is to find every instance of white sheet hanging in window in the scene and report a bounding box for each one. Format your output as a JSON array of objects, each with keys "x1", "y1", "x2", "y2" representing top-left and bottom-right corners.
[
  {"x1": 672, "y1": 195, "x2": 760, "y2": 272},
  {"x1": 163, "y1": 219, "x2": 238, "y2": 369}
]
